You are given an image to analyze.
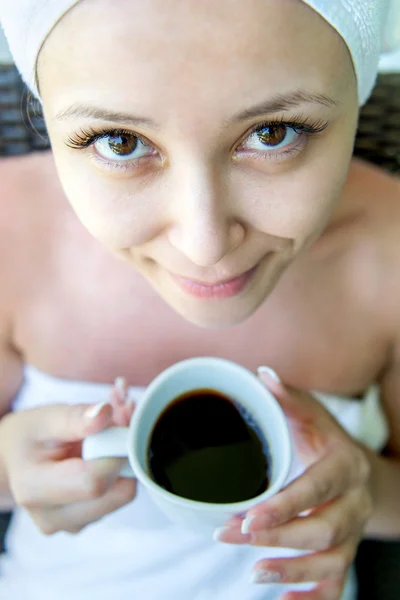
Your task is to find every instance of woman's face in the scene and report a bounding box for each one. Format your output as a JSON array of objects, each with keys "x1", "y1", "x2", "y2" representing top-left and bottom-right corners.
[{"x1": 38, "y1": 0, "x2": 358, "y2": 328}]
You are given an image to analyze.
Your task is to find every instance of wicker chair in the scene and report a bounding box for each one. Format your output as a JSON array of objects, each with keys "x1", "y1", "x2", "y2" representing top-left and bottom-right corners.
[{"x1": 0, "y1": 65, "x2": 399, "y2": 599}]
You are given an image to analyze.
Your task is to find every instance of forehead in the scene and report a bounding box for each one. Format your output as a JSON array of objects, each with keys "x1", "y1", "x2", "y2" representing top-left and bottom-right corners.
[{"x1": 38, "y1": 0, "x2": 354, "y2": 115}]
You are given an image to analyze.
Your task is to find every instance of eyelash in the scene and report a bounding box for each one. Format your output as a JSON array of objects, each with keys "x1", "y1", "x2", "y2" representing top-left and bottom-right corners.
[
  {"x1": 66, "y1": 127, "x2": 146, "y2": 150},
  {"x1": 236, "y1": 115, "x2": 329, "y2": 161},
  {"x1": 65, "y1": 115, "x2": 329, "y2": 160},
  {"x1": 246, "y1": 115, "x2": 329, "y2": 139}
]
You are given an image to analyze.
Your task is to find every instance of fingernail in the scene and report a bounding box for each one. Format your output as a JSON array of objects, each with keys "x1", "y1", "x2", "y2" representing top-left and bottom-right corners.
[
  {"x1": 251, "y1": 570, "x2": 282, "y2": 584},
  {"x1": 212, "y1": 526, "x2": 231, "y2": 542},
  {"x1": 257, "y1": 366, "x2": 281, "y2": 383},
  {"x1": 114, "y1": 377, "x2": 126, "y2": 395},
  {"x1": 85, "y1": 401, "x2": 111, "y2": 420},
  {"x1": 241, "y1": 515, "x2": 256, "y2": 534}
]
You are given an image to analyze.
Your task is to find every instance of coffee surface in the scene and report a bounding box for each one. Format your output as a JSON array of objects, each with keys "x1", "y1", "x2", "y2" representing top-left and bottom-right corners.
[{"x1": 147, "y1": 389, "x2": 269, "y2": 503}]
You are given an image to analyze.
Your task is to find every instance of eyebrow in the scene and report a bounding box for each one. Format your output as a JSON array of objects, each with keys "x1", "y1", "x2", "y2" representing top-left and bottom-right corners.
[
  {"x1": 232, "y1": 90, "x2": 339, "y2": 122},
  {"x1": 54, "y1": 104, "x2": 157, "y2": 128},
  {"x1": 54, "y1": 90, "x2": 339, "y2": 128}
]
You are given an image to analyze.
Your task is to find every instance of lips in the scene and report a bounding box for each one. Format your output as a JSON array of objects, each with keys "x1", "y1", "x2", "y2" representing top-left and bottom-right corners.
[{"x1": 170, "y1": 265, "x2": 258, "y2": 299}]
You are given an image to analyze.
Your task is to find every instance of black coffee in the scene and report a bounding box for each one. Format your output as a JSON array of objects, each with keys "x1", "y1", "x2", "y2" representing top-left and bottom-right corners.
[{"x1": 147, "y1": 389, "x2": 270, "y2": 503}]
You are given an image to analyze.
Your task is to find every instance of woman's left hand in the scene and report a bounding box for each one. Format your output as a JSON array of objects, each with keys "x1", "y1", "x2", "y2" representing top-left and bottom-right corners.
[{"x1": 215, "y1": 367, "x2": 375, "y2": 600}]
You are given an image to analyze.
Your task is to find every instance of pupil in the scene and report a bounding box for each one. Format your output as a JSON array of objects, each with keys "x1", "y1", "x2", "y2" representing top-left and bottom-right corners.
[
  {"x1": 258, "y1": 124, "x2": 286, "y2": 146},
  {"x1": 108, "y1": 134, "x2": 137, "y2": 155}
]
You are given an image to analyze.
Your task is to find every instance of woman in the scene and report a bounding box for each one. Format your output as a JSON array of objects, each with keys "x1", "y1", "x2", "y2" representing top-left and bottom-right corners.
[{"x1": 0, "y1": 0, "x2": 398, "y2": 599}]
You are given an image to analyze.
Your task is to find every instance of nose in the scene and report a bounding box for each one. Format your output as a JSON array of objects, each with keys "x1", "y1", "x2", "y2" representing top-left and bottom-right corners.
[{"x1": 167, "y1": 166, "x2": 245, "y2": 267}]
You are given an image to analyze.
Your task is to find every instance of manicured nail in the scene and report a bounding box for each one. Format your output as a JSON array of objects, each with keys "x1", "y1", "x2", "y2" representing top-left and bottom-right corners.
[
  {"x1": 251, "y1": 570, "x2": 282, "y2": 584},
  {"x1": 114, "y1": 376, "x2": 126, "y2": 396},
  {"x1": 241, "y1": 515, "x2": 256, "y2": 534},
  {"x1": 85, "y1": 401, "x2": 111, "y2": 420},
  {"x1": 257, "y1": 366, "x2": 281, "y2": 383},
  {"x1": 212, "y1": 526, "x2": 231, "y2": 542}
]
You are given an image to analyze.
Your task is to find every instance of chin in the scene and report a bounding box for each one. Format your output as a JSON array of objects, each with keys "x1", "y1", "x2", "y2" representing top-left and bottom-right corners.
[{"x1": 166, "y1": 293, "x2": 267, "y2": 329}]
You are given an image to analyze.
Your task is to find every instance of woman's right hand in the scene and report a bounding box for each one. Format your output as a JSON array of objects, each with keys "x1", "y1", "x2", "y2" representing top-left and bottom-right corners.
[{"x1": 0, "y1": 386, "x2": 136, "y2": 535}]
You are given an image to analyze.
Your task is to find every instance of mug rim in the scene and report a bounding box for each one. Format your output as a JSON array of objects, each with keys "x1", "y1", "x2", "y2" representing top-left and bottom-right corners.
[{"x1": 127, "y1": 357, "x2": 292, "y2": 512}]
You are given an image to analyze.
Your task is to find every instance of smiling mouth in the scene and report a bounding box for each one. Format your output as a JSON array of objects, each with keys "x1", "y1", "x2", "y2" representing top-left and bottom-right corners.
[{"x1": 170, "y1": 264, "x2": 260, "y2": 299}]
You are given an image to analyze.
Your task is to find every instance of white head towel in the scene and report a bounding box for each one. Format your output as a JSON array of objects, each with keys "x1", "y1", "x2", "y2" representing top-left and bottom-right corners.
[
  {"x1": 0, "y1": 0, "x2": 388, "y2": 104},
  {"x1": 302, "y1": 0, "x2": 387, "y2": 104}
]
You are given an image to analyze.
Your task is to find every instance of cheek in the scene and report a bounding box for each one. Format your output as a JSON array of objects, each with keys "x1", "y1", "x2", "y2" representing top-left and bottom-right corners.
[
  {"x1": 54, "y1": 159, "x2": 161, "y2": 249},
  {"x1": 240, "y1": 152, "x2": 351, "y2": 243},
  {"x1": 238, "y1": 170, "x2": 342, "y2": 246}
]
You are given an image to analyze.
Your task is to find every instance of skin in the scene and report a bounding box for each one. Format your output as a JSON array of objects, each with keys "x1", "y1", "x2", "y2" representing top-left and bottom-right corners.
[{"x1": 0, "y1": 1, "x2": 400, "y2": 599}]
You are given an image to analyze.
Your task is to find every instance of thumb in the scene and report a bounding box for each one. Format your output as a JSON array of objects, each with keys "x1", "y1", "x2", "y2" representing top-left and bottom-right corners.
[
  {"x1": 257, "y1": 366, "x2": 335, "y2": 461},
  {"x1": 257, "y1": 366, "x2": 311, "y2": 419},
  {"x1": 25, "y1": 401, "x2": 114, "y2": 444},
  {"x1": 257, "y1": 365, "x2": 341, "y2": 426}
]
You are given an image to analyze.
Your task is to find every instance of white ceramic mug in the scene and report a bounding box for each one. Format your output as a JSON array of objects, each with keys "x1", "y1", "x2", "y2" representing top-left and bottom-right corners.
[{"x1": 83, "y1": 357, "x2": 292, "y2": 533}]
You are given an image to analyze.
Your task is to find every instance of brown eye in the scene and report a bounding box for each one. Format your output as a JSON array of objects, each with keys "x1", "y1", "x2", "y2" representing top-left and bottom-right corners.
[
  {"x1": 107, "y1": 133, "x2": 138, "y2": 155},
  {"x1": 94, "y1": 132, "x2": 155, "y2": 162},
  {"x1": 257, "y1": 124, "x2": 287, "y2": 146},
  {"x1": 241, "y1": 123, "x2": 299, "y2": 155}
]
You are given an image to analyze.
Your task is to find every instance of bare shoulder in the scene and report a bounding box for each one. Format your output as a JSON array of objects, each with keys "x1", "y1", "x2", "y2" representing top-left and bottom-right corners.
[
  {"x1": 0, "y1": 154, "x2": 58, "y2": 408},
  {"x1": 0, "y1": 150, "x2": 63, "y2": 234},
  {"x1": 0, "y1": 150, "x2": 64, "y2": 322},
  {"x1": 340, "y1": 158, "x2": 400, "y2": 251},
  {"x1": 342, "y1": 162, "x2": 400, "y2": 444},
  {"x1": 344, "y1": 158, "x2": 400, "y2": 323},
  {"x1": 346, "y1": 157, "x2": 400, "y2": 212},
  {"x1": 314, "y1": 159, "x2": 400, "y2": 329}
]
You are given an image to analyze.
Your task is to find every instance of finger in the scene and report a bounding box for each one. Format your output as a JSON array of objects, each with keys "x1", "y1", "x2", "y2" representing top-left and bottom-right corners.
[
  {"x1": 252, "y1": 538, "x2": 356, "y2": 585},
  {"x1": 108, "y1": 377, "x2": 137, "y2": 427},
  {"x1": 257, "y1": 367, "x2": 328, "y2": 422},
  {"x1": 221, "y1": 489, "x2": 371, "y2": 550},
  {"x1": 242, "y1": 447, "x2": 369, "y2": 530},
  {"x1": 280, "y1": 577, "x2": 345, "y2": 600},
  {"x1": 13, "y1": 456, "x2": 128, "y2": 508},
  {"x1": 257, "y1": 368, "x2": 350, "y2": 467},
  {"x1": 112, "y1": 377, "x2": 128, "y2": 405},
  {"x1": 250, "y1": 498, "x2": 364, "y2": 550},
  {"x1": 20, "y1": 402, "x2": 114, "y2": 444},
  {"x1": 31, "y1": 477, "x2": 136, "y2": 535},
  {"x1": 120, "y1": 401, "x2": 135, "y2": 426},
  {"x1": 109, "y1": 389, "x2": 123, "y2": 413}
]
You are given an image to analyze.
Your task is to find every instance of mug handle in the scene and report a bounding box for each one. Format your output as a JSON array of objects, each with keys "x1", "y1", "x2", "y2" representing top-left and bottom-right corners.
[{"x1": 82, "y1": 427, "x2": 135, "y2": 478}]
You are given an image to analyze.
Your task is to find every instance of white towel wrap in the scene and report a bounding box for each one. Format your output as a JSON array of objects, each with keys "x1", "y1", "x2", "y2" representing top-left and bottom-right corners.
[{"x1": 0, "y1": 0, "x2": 388, "y2": 104}]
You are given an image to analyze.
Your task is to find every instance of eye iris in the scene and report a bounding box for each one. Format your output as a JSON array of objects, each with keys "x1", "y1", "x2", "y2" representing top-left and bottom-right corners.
[
  {"x1": 107, "y1": 134, "x2": 137, "y2": 155},
  {"x1": 257, "y1": 124, "x2": 287, "y2": 146}
]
